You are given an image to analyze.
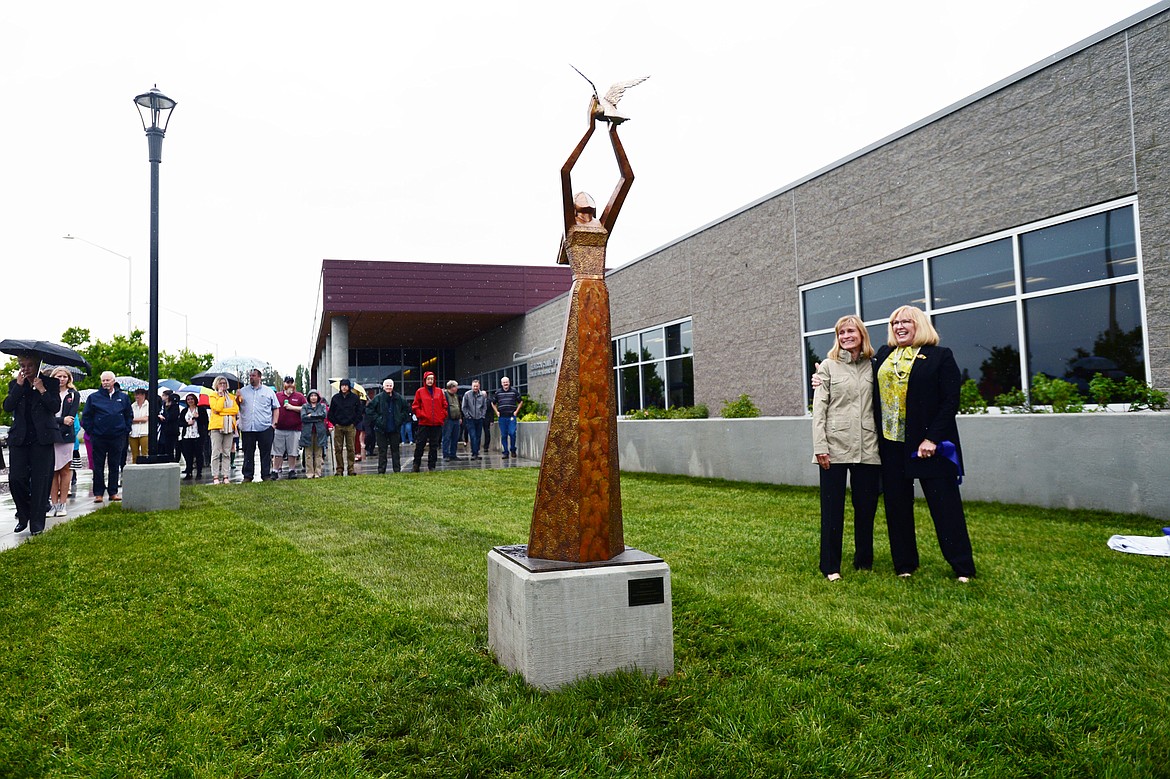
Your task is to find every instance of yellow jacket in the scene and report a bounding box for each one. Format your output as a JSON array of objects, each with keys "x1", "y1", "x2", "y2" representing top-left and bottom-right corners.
[{"x1": 208, "y1": 392, "x2": 240, "y2": 432}]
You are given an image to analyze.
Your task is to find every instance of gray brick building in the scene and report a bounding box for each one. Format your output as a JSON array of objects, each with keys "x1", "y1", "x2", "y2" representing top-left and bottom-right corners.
[{"x1": 316, "y1": 3, "x2": 1169, "y2": 418}]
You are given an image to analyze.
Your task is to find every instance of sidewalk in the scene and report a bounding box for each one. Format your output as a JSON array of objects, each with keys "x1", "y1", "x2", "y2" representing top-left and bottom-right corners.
[{"x1": 1, "y1": 441, "x2": 533, "y2": 552}]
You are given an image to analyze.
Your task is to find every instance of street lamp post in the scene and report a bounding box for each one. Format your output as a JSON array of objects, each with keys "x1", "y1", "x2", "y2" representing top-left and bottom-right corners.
[
  {"x1": 62, "y1": 235, "x2": 132, "y2": 336},
  {"x1": 134, "y1": 85, "x2": 177, "y2": 461}
]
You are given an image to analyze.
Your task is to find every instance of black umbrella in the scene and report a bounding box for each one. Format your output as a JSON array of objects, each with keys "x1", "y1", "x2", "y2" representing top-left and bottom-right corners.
[
  {"x1": 49, "y1": 365, "x2": 86, "y2": 379},
  {"x1": 0, "y1": 339, "x2": 91, "y2": 373},
  {"x1": 190, "y1": 369, "x2": 241, "y2": 390}
]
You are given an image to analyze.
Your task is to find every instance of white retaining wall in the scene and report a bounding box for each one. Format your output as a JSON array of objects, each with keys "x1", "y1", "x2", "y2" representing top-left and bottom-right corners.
[{"x1": 518, "y1": 414, "x2": 1170, "y2": 521}]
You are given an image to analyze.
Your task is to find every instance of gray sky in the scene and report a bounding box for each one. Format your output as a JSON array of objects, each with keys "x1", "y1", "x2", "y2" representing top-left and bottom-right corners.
[{"x1": 2, "y1": 0, "x2": 1156, "y2": 379}]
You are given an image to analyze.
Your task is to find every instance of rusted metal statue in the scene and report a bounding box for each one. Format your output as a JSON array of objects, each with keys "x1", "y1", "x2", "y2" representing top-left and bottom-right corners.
[{"x1": 527, "y1": 80, "x2": 645, "y2": 563}]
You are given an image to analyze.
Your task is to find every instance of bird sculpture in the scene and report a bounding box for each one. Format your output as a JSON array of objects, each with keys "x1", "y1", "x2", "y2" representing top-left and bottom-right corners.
[{"x1": 570, "y1": 65, "x2": 649, "y2": 124}]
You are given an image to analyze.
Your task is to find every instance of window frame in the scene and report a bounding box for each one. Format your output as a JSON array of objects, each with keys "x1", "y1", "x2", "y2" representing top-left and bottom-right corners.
[
  {"x1": 798, "y1": 197, "x2": 1147, "y2": 406},
  {"x1": 612, "y1": 317, "x2": 695, "y2": 415}
]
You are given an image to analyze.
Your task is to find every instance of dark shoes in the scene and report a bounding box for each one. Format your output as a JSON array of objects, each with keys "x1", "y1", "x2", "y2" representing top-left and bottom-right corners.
[
  {"x1": 501, "y1": 453, "x2": 509, "y2": 459},
  {"x1": 183, "y1": 472, "x2": 193, "y2": 480},
  {"x1": 14, "y1": 519, "x2": 28, "y2": 533}
]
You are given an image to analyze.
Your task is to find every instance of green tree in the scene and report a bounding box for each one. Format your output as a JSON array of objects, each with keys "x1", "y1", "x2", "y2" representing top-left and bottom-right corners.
[
  {"x1": 261, "y1": 366, "x2": 283, "y2": 388},
  {"x1": 159, "y1": 349, "x2": 214, "y2": 385},
  {"x1": 0, "y1": 355, "x2": 16, "y2": 424},
  {"x1": 61, "y1": 326, "x2": 91, "y2": 348},
  {"x1": 75, "y1": 329, "x2": 150, "y2": 389}
]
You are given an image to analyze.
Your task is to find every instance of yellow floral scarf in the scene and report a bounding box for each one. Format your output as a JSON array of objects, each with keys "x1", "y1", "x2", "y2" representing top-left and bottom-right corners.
[{"x1": 877, "y1": 346, "x2": 919, "y2": 442}]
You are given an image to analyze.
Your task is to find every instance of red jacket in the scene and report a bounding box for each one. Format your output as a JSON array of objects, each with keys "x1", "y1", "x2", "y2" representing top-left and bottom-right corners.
[{"x1": 412, "y1": 373, "x2": 448, "y2": 426}]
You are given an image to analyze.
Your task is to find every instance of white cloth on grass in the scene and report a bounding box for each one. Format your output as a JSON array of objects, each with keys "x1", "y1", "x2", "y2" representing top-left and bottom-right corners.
[{"x1": 1107, "y1": 533, "x2": 1170, "y2": 557}]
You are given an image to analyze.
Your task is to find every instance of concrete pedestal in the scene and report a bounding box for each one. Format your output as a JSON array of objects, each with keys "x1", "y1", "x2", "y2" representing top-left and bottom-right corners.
[
  {"x1": 488, "y1": 545, "x2": 674, "y2": 691},
  {"x1": 121, "y1": 462, "x2": 181, "y2": 512}
]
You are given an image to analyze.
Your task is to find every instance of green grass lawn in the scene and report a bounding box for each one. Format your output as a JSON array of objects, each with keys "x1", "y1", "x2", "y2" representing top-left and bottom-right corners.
[{"x1": 1, "y1": 470, "x2": 1167, "y2": 778}]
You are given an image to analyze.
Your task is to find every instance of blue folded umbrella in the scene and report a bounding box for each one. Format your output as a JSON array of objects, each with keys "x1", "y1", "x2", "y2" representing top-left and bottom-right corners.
[{"x1": 911, "y1": 440, "x2": 963, "y2": 484}]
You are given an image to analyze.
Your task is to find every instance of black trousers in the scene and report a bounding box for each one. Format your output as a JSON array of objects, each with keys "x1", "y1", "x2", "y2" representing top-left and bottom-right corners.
[
  {"x1": 376, "y1": 429, "x2": 402, "y2": 473},
  {"x1": 818, "y1": 462, "x2": 880, "y2": 576},
  {"x1": 412, "y1": 425, "x2": 442, "y2": 471},
  {"x1": 241, "y1": 427, "x2": 274, "y2": 481},
  {"x1": 9, "y1": 442, "x2": 54, "y2": 533},
  {"x1": 879, "y1": 439, "x2": 976, "y2": 578},
  {"x1": 92, "y1": 434, "x2": 125, "y2": 499},
  {"x1": 181, "y1": 438, "x2": 203, "y2": 476}
]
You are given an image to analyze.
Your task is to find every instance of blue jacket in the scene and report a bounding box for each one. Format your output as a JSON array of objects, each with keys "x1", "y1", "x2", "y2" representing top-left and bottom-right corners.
[{"x1": 82, "y1": 387, "x2": 134, "y2": 438}]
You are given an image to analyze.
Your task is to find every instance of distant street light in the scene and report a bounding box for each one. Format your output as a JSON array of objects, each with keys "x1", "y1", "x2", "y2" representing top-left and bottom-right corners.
[
  {"x1": 158, "y1": 305, "x2": 189, "y2": 351},
  {"x1": 62, "y1": 235, "x2": 132, "y2": 336},
  {"x1": 189, "y1": 333, "x2": 219, "y2": 359},
  {"x1": 133, "y1": 84, "x2": 177, "y2": 461}
]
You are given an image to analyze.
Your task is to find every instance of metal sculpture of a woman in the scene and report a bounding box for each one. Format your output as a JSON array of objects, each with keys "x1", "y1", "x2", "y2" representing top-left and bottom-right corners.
[{"x1": 527, "y1": 101, "x2": 636, "y2": 563}]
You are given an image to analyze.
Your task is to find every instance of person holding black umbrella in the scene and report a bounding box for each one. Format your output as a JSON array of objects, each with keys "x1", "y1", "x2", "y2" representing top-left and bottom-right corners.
[{"x1": 3, "y1": 353, "x2": 61, "y2": 535}]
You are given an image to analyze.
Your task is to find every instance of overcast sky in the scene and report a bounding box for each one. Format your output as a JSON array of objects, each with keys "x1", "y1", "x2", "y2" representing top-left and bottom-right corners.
[{"x1": 2, "y1": 0, "x2": 1157, "y2": 378}]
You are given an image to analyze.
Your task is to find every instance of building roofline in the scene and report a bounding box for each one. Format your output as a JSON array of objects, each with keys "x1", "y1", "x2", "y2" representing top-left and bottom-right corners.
[{"x1": 611, "y1": 1, "x2": 1170, "y2": 276}]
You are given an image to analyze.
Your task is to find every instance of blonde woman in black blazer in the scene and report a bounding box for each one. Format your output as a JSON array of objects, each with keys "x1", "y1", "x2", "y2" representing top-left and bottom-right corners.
[{"x1": 872, "y1": 305, "x2": 976, "y2": 582}]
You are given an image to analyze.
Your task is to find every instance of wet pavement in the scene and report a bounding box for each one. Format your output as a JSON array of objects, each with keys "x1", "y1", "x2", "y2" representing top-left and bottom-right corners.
[{"x1": 0, "y1": 441, "x2": 533, "y2": 552}]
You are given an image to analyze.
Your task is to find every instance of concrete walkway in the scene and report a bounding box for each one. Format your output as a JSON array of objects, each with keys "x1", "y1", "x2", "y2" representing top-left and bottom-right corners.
[{"x1": 1, "y1": 441, "x2": 533, "y2": 552}]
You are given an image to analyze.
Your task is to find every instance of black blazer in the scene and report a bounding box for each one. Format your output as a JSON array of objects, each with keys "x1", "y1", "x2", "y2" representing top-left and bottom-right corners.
[
  {"x1": 3, "y1": 374, "x2": 62, "y2": 446},
  {"x1": 179, "y1": 405, "x2": 209, "y2": 438},
  {"x1": 872, "y1": 344, "x2": 964, "y2": 479},
  {"x1": 55, "y1": 388, "x2": 80, "y2": 444}
]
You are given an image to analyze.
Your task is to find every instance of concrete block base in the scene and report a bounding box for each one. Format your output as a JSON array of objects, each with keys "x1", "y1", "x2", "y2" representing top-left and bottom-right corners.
[
  {"x1": 121, "y1": 463, "x2": 181, "y2": 512},
  {"x1": 488, "y1": 545, "x2": 674, "y2": 691}
]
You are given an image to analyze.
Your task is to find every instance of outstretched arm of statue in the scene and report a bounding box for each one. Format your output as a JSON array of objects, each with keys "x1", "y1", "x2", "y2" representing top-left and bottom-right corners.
[
  {"x1": 561, "y1": 116, "x2": 597, "y2": 235},
  {"x1": 600, "y1": 122, "x2": 634, "y2": 234}
]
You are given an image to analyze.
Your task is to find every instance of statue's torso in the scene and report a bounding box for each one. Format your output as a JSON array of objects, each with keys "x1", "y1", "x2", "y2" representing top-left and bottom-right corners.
[{"x1": 567, "y1": 223, "x2": 607, "y2": 279}]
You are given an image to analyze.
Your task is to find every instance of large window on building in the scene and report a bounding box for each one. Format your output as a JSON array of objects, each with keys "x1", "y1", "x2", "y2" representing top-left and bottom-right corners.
[
  {"x1": 347, "y1": 347, "x2": 450, "y2": 397},
  {"x1": 467, "y1": 364, "x2": 528, "y2": 397},
  {"x1": 799, "y1": 199, "x2": 1145, "y2": 405},
  {"x1": 613, "y1": 319, "x2": 694, "y2": 414}
]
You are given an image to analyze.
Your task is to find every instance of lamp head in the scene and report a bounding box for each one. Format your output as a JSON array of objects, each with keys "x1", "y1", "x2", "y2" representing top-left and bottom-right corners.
[{"x1": 134, "y1": 85, "x2": 177, "y2": 134}]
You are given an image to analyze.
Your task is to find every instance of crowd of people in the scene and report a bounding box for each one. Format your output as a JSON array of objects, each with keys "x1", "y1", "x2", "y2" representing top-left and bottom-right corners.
[
  {"x1": 9, "y1": 307, "x2": 975, "y2": 580},
  {"x1": 4, "y1": 360, "x2": 529, "y2": 537}
]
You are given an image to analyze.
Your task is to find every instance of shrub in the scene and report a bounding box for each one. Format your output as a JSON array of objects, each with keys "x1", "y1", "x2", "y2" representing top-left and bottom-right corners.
[
  {"x1": 519, "y1": 394, "x2": 549, "y2": 421},
  {"x1": 720, "y1": 394, "x2": 761, "y2": 418},
  {"x1": 624, "y1": 404, "x2": 709, "y2": 420},
  {"x1": 1088, "y1": 374, "x2": 1118, "y2": 407},
  {"x1": 958, "y1": 379, "x2": 988, "y2": 415},
  {"x1": 1120, "y1": 376, "x2": 1168, "y2": 411},
  {"x1": 993, "y1": 388, "x2": 1030, "y2": 414},
  {"x1": 1030, "y1": 374, "x2": 1084, "y2": 413}
]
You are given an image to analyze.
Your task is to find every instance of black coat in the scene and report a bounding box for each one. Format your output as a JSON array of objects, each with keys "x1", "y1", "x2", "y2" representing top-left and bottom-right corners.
[
  {"x1": 872, "y1": 344, "x2": 964, "y2": 479},
  {"x1": 160, "y1": 401, "x2": 182, "y2": 440},
  {"x1": 327, "y1": 391, "x2": 363, "y2": 426},
  {"x1": 55, "y1": 388, "x2": 80, "y2": 444},
  {"x1": 3, "y1": 375, "x2": 62, "y2": 446},
  {"x1": 366, "y1": 390, "x2": 410, "y2": 433},
  {"x1": 179, "y1": 405, "x2": 209, "y2": 438}
]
